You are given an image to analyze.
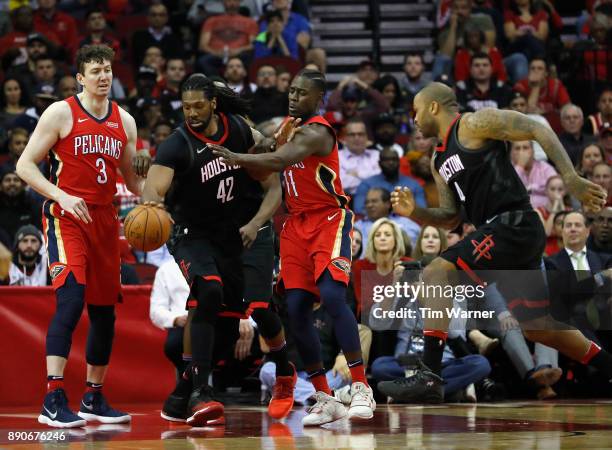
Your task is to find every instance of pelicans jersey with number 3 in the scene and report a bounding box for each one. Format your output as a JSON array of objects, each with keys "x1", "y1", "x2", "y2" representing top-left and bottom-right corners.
[
  {"x1": 50, "y1": 95, "x2": 126, "y2": 205},
  {"x1": 282, "y1": 115, "x2": 349, "y2": 214}
]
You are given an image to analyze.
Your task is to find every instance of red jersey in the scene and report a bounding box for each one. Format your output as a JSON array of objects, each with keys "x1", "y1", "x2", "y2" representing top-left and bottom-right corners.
[
  {"x1": 282, "y1": 115, "x2": 349, "y2": 214},
  {"x1": 50, "y1": 95, "x2": 127, "y2": 206}
]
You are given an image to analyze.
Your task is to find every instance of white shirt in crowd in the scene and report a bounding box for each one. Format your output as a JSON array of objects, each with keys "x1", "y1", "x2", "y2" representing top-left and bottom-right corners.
[
  {"x1": 149, "y1": 260, "x2": 190, "y2": 329},
  {"x1": 339, "y1": 147, "x2": 381, "y2": 195}
]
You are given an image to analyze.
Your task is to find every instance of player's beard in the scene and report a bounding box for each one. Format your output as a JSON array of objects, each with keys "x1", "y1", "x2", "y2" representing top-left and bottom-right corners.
[
  {"x1": 419, "y1": 116, "x2": 439, "y2": 139},
  {"x1": 189, "y1": 109, "x2": 213, "y2": 133}
]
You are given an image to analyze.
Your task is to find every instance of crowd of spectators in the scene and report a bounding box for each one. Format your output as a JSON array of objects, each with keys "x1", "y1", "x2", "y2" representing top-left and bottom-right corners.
[{"x1": 0, "y1": 0, "x2": 610, "y2": 402}]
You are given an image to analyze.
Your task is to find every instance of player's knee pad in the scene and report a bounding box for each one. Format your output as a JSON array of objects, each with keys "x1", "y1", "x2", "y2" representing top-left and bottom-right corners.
[
  {"x1": 317, "y1": 270, "x2": 348, "y2": 318},
  {"x1": 46, "y1": 273, "x2": 85, "y2": 358},
  {"x1": 250, "y1": 307, "x2": 282, "y2": 339},
  {"x1": 192, "y1": 277, "x2": 223, "y2": 324},
  {"x1": 86, "y1": 305, "x2": 116, "y2": 366}
]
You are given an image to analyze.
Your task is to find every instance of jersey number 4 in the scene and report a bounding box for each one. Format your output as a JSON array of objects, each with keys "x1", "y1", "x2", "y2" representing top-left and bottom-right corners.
[{"x1": 217, "y1": 176, "x2": 234, "y2": 203}]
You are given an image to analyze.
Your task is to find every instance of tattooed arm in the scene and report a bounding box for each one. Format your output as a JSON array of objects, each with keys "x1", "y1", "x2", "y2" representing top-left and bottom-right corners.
[
  {"x1": 391, "y1": 156, "x2": 461, "y2": 229},
  {"x1": 459, "y1": 108, "x2": 607, "y2": 211}
]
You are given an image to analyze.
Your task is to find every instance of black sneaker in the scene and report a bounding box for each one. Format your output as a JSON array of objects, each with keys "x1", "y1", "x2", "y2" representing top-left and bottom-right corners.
[
  {"x1": 161, "y1": 393, "x2": 190, "y2": 422},
  {"x1": 377, "y1": 369, "x2": 444, "y2": 404},
  {"x1": 186, "y1": 386, "x2": 224, "y2": 427},
  {"x1": 476, "y1": 377, "x2": 506, "y2": 402}
]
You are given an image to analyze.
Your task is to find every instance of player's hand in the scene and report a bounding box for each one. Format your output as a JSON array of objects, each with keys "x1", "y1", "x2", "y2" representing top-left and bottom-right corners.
[
  {"x1": 240, "y1": 222, "x2": 259, "y2": 249},
  {"x1": 391, "y1": 186, "x2": 416, "y2": 217},
  {"x1": 133, "y1": 149, "x2": 152, "y2": 177},
  {"x1": 58, "y1": 192, "x2": 92, "y2": 223},
  {"x1": 173, "y1": 315, "x2": 188, "y2": 327},
  {"x1": 332, "y1": 354, "x2": 351, "y2": 382},
  {"x1": 210, "y1": 144, "x2": 242, "y2": 166},
  {"x1": 234, "y1": 319, "x2": 254, "y2": 361},
  {"x1": 274, "y1": 117, "x2": 301, "y2": 146},
  {"x1": 565, "y1": 175, "x2": 607, "y2": 213},
  {"x1": 499, "y1": 315, "x2": 519, "y2": 331}
]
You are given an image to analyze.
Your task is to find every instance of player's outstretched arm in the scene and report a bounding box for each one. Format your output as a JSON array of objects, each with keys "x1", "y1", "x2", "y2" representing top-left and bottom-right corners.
[
  {"x1": 462, "y1": 108, "x2": 607, "y2": 211},
  {"x1": 118, "y1": 109, "x2": 145, "y2": 196},
  {"x1": 141, "y1": 165, "x2": 174, "y2": 206},
  {"x1": 392, "y1": 157, "x2": 461, "y2": 229},
  {"x1": 212, "y1": 123, "x2": 334, "y2": 172},
  {"x1": 239, "y1": 173, "x2": 282, "y2": 248}
]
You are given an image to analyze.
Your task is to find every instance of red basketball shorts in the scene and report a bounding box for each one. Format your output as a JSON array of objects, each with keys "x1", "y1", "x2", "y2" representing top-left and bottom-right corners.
[
  {"x1": 279, "y1": 208, "x2": 353, "y2": 296},
  {"x1": 42, "y1": 201, "x2": 121, "y2": 305}
]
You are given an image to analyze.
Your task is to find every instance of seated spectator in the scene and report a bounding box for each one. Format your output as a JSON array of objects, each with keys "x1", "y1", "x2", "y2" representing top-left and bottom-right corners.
[
  {"x1": 411, "y1": 225, "x2": 448, "y2": 260},
  {"x1": 152, "y1": 58, "x2": 187, "y2": 122},
  {"x1": 587, "y1": 207, "x2": 612, "y2": 254},
  {"x1": 254, "y1": 9, "x2": 296, "y2": 59},
  {"x1": 223, "y1": 57, "x2": 257, "y2": 97},
  {"x1": 0, "y1": 78, "x2": 29, "y2": 149},
  {"x1": 0, "y1": 225, "x2": 49, "y2": 286},
  {"x1": 259, "y1": 0, "x2": 311, "y2": 55},
  {"x1": 575, "y1": 143, "x2": 605, "y2": 178},
  {"x1": 149, "y1": 259, "x2": 190, "y2": 374},
  {"x1": 369, "y1": 241, "x2": 491, "y2": 402},
  {"x1": 373, "y1": 76, "x2": 410, "y2": 138},
  {"x1": 250, "y1": 65, "x2": 289, "y2": 125},
  {"x1": 352, "y1": 229, "x2": 363, "y2": 260},
  {"x1": 33, "y1": 0, "x2": 77, "y2": 62},
  {"x1": 398, "y1": 52, "x2": 430, "y2": 105},
  {"x1": 601, "y1": 125, "x2": 612, "y2": 163},
  {"x1": 433, "y1": 0, "x2": 496, "y2": 81},
  {"x1": 57, "y1": 76, "x2": 79, "y2": 100},
  {"x1": 326, "y1": 73, "x2": 389, "y2": 139},
  {"x1": 196, "y1": 0, "x2": 257, "y2": 76},
  {"x1": 11, "y1": 85, "x2": 58, "y2": 135},
  {"x1": 372, "y1": 112, "x2": 405, "y2": 157},
  {"x1": 513, "y1": 56, "x2": 571, "y2": 133},
  {"x1": 78, "y1": 9, "x2": 121, "y2": 62},
  {"x1": 4, "y1": 33, "x2": 55, "y2": 99},
  {"x1": 0, "y1": 128, "x2": 29, "y2": 174},
  {"x1": 503, "y1": 0, "x2": 548, "y2": 62},
  {"x1": 585, "y1": 88, "x2": 612, "y2": 138},
  {"x1": 559, "y1": 104, "x2": 596, "y2": 165},
  {"x1": 339, "y1": 119, "x2": 380, "y2": 196},
  {"x1": 400, "y1": 129, "x2": 436, "y2": 178},
  {"x1": 456, "y1": 53, "x2": 513, "y2": 112},
  {"x1": 0, "y1": 169, "x2": 41, "y2": 245},
  {"x1": 588, "y1": 163, "x2": 612, "y2": 207},
  {"x1": 410, "y1": 152, "x2": 439, "y2": 208},
  {"x1": 510, "y1": 140, "x2": 557, "y2": 208},
  {"x1": 131, "y1": 4, "x2": 183, "y2": 68},
  {"x1": 141, "y1": 46, "x2": 166, "y2": 83},
  {"x1": 128, "y1": 65, "x2": 159, "y2": 111},
  {"x1": 353, "y1": 148, "x2": 426, "y2": 215},
  {"x1": 534, "y1": 176, "x2": 572, "y2": 255},
  {"x1": 454, "y1": 28, "x2": 507, "y2": 84},
  {"x1": 353, "y1": 188, "x2": 421, "y2": 257},
  {"x1": 276, "y1": 68, "x2": 292, "y2": 93},
  {"x1": 150, "y1": 121, "x2": 174, "y2": 158},
  {"x1": 508, "y1": 91, "x2": 551, "y2": 161},
  {"x1": 546, "y1": 211, "x2": 612, "y2": 342}
]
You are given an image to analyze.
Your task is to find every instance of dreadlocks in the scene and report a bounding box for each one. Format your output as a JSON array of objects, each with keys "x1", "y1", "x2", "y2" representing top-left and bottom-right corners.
[{"x1": 182, "y1": 73, "x2": 252, "y2": 117}]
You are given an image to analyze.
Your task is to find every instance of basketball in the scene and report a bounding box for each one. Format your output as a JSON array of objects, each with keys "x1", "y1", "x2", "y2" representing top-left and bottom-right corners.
[{"x1": 123, "y1": 205, "x2": 172, "y2": 252}]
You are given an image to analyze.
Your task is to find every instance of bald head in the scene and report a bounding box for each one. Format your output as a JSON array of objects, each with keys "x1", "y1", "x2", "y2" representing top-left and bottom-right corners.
[{"x1": 417, "y1": 82, "x2": 459, "y2": 111}]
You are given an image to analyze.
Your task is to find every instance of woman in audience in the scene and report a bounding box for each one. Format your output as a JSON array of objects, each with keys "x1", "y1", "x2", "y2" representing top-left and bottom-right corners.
[
  {"x1": 0, "y1": 78, "x2": 29, "y2": 151},
  {"x1": 400, "y1": 129, "x2": 435, "y2": 177},
  {"x1": 411, "y1": 225, "x2": 447, "y2": 261},
  {"x1": 535, "y1": 175, "x2": 572, "y2": 255},
  {"x1": 504, "y1": 0, "x2": 549, "y2": 61},
  {"x1": 576, "y1": 143, "x2": 605, "y2": 178},
  {"x1": 511, "y1": 140, "x2": 558, "y2": 208},
  {"x1": 373, "y1": 75, "x2": 410, "y2": 135}
]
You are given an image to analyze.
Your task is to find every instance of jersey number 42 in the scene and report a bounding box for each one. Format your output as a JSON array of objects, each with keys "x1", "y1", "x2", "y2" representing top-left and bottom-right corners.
[{"x1": 217, "y1": 176, "x2": 234, "y2": 203}]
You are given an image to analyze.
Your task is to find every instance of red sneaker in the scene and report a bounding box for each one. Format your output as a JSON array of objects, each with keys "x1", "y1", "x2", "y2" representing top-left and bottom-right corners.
[
  {"x1": 268, "y1": 363, "x2": 297, "y2": 419},
  {"x1": 186, "y1": 386, "x2": 224, "y2": 427}
]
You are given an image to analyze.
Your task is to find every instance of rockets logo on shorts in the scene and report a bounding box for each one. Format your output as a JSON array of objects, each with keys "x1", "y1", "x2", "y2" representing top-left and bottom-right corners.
[{"x1": 49, "y1": 263, "x2": 67, "y2": 280}]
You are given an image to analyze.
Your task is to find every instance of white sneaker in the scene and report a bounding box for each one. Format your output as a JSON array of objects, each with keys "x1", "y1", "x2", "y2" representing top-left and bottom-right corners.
[
  {"x1": 348, "y1": 382, "x2": 375, "y2": 421},
  {"x1": 333, "y1": 385, "x2": 352, "y2": 405},
  {"x1": 302, "y1": 391, "x2": 347, "y2": 426}
]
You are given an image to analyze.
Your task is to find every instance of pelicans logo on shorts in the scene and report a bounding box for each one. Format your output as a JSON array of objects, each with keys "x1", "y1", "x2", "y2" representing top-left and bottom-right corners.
[
  {"x1": 49, "y1": 263, "x2": 67, "y2": 280},
  {"x1": 331, "y1": 258, "x2": 351, "y2": 275}
]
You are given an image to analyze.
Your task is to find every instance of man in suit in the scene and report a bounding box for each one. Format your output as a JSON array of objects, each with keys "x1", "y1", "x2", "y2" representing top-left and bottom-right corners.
[{"x1": 545, "y1": 211, "x2": 612, "y2": 343}]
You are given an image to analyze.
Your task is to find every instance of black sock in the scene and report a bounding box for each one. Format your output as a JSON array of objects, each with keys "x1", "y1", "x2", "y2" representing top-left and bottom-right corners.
[
  {"x1": 423, "y1": 335, "x2": 445, "y2": 376},
  {"x1": 172, "y1": 363, "x2": 193, "y2": 397},
  {"x1": 191, "y1": 363, "x2": 210, "y2": 390},
  {"x1": 269, "y1": 341, "x2": 293, "y2": 376},
  {"x1": 589, "y1": 348, "x2": 612, "y2": 379}
]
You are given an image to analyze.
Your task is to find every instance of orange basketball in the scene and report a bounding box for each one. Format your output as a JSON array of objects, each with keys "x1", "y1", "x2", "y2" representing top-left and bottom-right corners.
[{"x1": 123, "y1": 205, "x2": 172, "y2": 252}]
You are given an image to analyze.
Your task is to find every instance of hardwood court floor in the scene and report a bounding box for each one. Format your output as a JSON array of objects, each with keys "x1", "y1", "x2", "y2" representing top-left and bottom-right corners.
[{"x1": 1, "y1": 401, "x2": 612, "y2": 449}]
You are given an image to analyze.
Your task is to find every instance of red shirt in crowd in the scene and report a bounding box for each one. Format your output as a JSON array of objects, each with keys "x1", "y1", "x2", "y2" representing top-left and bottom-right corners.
[
  {"x1": 503, "y1": 8, "x2": 548, "y2": 35},
  {"x1": 34, "y1": 9, "x2": 78, "y2": 56},
  {"x1": 454, "y1": 47, "x2": 508, "y2": 82}
]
